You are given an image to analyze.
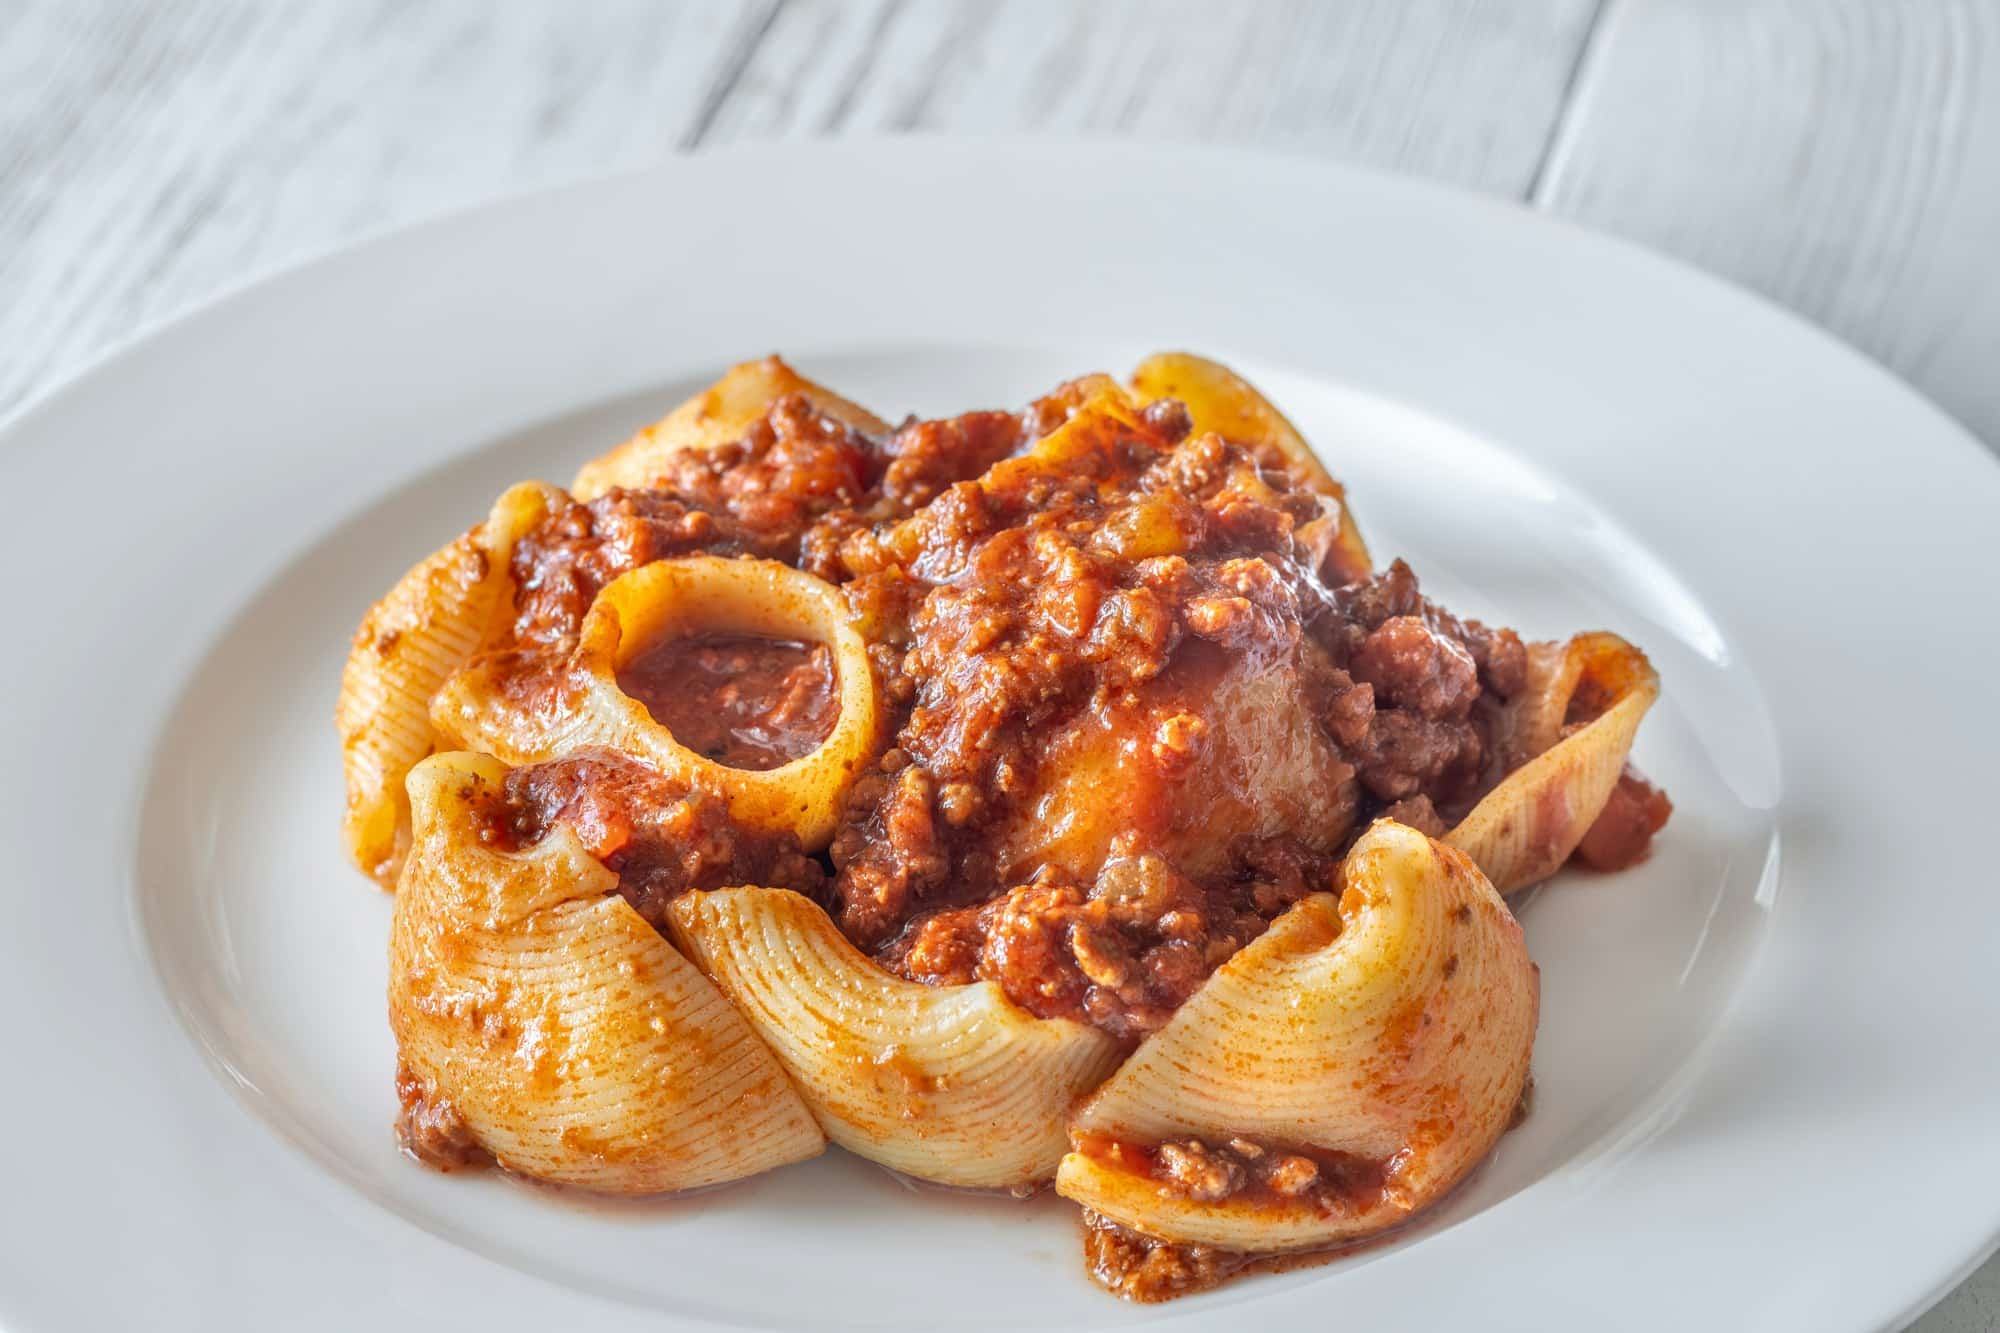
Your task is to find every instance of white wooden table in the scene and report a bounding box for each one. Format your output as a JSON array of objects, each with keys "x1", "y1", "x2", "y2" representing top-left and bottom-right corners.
[{"x1": 4, "y1": 1, "x2": 1996, "y2": 1326}]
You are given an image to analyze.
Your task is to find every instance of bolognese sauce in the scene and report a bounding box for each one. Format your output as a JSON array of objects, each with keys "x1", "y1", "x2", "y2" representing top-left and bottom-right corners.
[
  {"x1": 478, "y1": 388, "x2": 1662, "y2": 1040},
  {"x1": 616, "y1": 633, "x2": 837, "y2": 771},
  {"x1": 470, "y1": 749, "x2": 825, "y2": 929},
  {"x1": 436, "y1": 381, "x2": 1664, "y2": 1297}
]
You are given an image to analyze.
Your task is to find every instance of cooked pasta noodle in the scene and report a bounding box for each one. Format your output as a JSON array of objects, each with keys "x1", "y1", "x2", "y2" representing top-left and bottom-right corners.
[
  {"x1": 389, "y1": 752, "x2": 825, "y2": 1192},
  {"x1": 338, "y1": 481, "x2": 563, "y2": 885},
  {"x1": 430, "y1": 555, "x2": 881, "y2": 849},
  {"x1": 341, "y1": 354, "x2": 1669, "y2": 1300},
  {"x1": 670, "y1": 886, "x2": 1123, "y2": 1190},
  {"x1": 1447, "y1": 632, "x2": 1661, "y2": 893}
]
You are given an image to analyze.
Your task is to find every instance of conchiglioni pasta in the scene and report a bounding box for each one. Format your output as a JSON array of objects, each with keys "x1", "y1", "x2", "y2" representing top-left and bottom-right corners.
[
  {"x1": 338, "y1": 480, "x2": 563, "y2": 885},
  {"x1": 1128, "y1": 351, "x2": 1372, "y2": 585},
  {"x1": 342, "y1": 353, "x2": 1670, "y2": 1300},
  {"x1": 1447, "y1": 631, "x2": 1661, "y2": 894},
  {"x1": 389, "y1": 752, "x2": 824, "y2": 1192},
  {"x1": 1053, "y1": 821, "x2": 1536, "y2": 1256},
  {"x1": 668, "y1": 886, "x2": 1123, "y2": 1190},
  {"x1": 430, "y1": 555, "x2": 881, "y2": 849}
]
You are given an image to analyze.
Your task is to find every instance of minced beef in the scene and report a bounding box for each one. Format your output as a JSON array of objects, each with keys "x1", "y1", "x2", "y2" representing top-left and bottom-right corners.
[
  {"x1": 473, "y1": 749, "x2": 825, "y2": 928},
  {"x1": 1072, "y1": 1133, "x2": 1393, "y2": 1300},
  {"x1": 395, "y1": 1062, "x2": 489, "y2": 1171},
  {"x1": 1081, "y1": 1210, "x2": 1252, "y2": 1303},
  {"x1": 507, "y1": 488, "x2": 774, "y2": 649},
  {"x1": 453, "y1": 378, "x2": 1660, "y2": 1041},
  {"x1": 884, "y1": 842, "x2": 1326, "y2": 1043},
  {"x1": 819, "y1": 411, "x2": 1536, "y2": 1036},
  {"x1": 828, "y1": 422, "x2": 1336, "y2": 953},
  {"x1": 1078, "y1": 1132, "x2": 1389, "y2": 1213}
]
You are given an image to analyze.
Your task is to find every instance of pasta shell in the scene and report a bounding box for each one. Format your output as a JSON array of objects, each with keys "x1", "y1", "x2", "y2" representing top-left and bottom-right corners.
[
  {"x1": 667, "y1": 886, "x2": 1125, "y2": 1191},
  {"x1": 430, "y1": 556, "x2": 883, "y2": 850},
  {"x1": 572, "y1": 356, "x2": 889, "y2": 501},
  {"x1": 1129, "y1": 351, "x2": 1372, "y2": 584},
  {"x1": 337, "y1": 481, "x2": 563, "y2": 886},
  {"x1": 1447, "y1": 631, "x2": 1661, "y2": 894},
  {"x1": 1054, "y1": 820, "x2": 1537, "y2": 1252},
  {"x1": 389, "y1": 752, "x2": 825, "y2": 1193}
]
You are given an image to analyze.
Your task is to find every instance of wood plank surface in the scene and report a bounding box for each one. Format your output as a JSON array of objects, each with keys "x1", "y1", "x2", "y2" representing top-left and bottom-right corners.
[
  {"x1": 0, "y1": 0, "x2": 1596, "y2": 417},
  {"x1": 0, "y1": 0, "x2": 774, "y2": 410},
  {"x1": 1538, "y1": 0, "x2": 2000, "y2": 443},
  {"x1": 703, "y1": 0, "x2": 1599, "y2": 193}
]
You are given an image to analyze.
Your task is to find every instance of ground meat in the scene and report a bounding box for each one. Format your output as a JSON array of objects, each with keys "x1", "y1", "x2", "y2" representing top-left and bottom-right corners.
[
  {"x1": 1075, "y1": 1133, "x2": 1396, "y2": 1301},
  {"x1": 1081, "y1": 1211, "x2": 1252, "y2": 1303},
  {"x1": 641, "y1": 392, "x2": 879, "y2": 551},
  {"x1": 1378, "y1": 793, "x2": 1449, "y2": 838},
  {"x1": 1351, "y1": 614, "x2": 1479, "y2": 719},
  {"x1": 882, "y1": 843, "x2": 1328, "y2": 1042},
  {"x1": 826, "y1": 421, "x2": 1332, "y2": 952},
  {"x1": 1155, "y1": 1139, "x2": 1247, "y2": 1201},
  {"x1": 508, "y1": 488, "x2": 770, "y2": 647},
  {"x1": 1319, "y1": 560, "x2": 1530, "y2": 814},
  {"x1": 1139, "y1": 397, "x2": 1194, "y2": 442},
  {"x1": 827, "y1": 754, "x2": 949, "y2": 945},
  {"x1": 1330, "y1": 559, "x2": 1528, "y2": 697},
  {"x1": 1079, "y1": 1133, "x2": 1390, "y2": 1214},
  {"x1": 475, "y1": 749, "x2": 825, "y2": 928},
  {"x1": 1573, "y1": 767, "x2": 1673, "y2": 871},
  {"x1": 395, "y1": 1062, "x2": 489, "y2": 1171},
  {"x1": 1357, "y1": 709, "x2": 1483, "y2": 803},
  {"x1": 873, "y1": 409, "x2": 1025, "y2": 512},
  {"x1": 504, "y1": 395, "x2": 880, "y2": 649},
  {"x1": 452, "y1": 380, "x2": 1654, "y2": 1045}
]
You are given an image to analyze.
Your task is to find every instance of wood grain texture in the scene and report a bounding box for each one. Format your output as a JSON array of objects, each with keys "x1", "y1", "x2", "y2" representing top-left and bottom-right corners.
[
  {"x1": 0, "y1": 0, "x2": 776, "y2": 413},
  {"x1": 0, "y1": 0, "x2": 1597, "y2": 418},
  {"x1": 1538, "y1": 0, "x2": 2000, "y2": 444},
  {"x1": 704, "y1": 0, "x2": 1599, "y2": 192}
]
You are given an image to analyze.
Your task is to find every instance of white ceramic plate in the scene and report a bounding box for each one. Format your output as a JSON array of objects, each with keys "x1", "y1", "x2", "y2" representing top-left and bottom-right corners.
[{"x1": 2, "y1": 140, "x2": 1996, "y2": 1333}]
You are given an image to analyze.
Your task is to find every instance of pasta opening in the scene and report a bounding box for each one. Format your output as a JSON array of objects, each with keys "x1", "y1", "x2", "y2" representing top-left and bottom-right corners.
[
  {"x1": 614, "y1": 630, "x2": 837, "y2": 772},
  {"x1": 574, "y1": 557, "x2": 883, "y2": 849}
]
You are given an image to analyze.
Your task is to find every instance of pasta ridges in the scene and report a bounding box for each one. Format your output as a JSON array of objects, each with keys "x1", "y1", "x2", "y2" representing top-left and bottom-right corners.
[
  {"x1": 1447, "y1": 632, "x2": 1661, "y2": 893},
  {"x1": 389, "y1": 752, "x2": 825, "y2": 1193},
  {"x1": 668, "y1": 886, "x2": 1124, "y2": 1190},
  {"x1": 338, "y1": 481, "x2": 564, "y2": 886},
  {"x1": 1054, "y1": 821, "x2": 1536, "y2": 1252}
]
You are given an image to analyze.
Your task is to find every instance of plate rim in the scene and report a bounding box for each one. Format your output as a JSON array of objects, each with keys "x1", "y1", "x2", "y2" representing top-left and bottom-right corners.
[{"x1": 5, "y1": 132, "x2": 1993, "y2": 470}]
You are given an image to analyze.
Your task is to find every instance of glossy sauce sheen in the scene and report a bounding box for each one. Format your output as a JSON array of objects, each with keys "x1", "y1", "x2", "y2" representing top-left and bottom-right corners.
[
  {"x1": 490, "y1": 389, "x2": 1667, "y2": 1043},
  {"x1": 394, "y1": 370, "x2": 1672, "y2": 1296},
  {"x1": 616, "y1": 633, "x2": 836, "y2": 771},
  {"x1": 447, "y1": 381, "x2": 1667, "y2": 1302},
  {"x1": 473, "y1": 749, "x2": 825, "y2": 927}
]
